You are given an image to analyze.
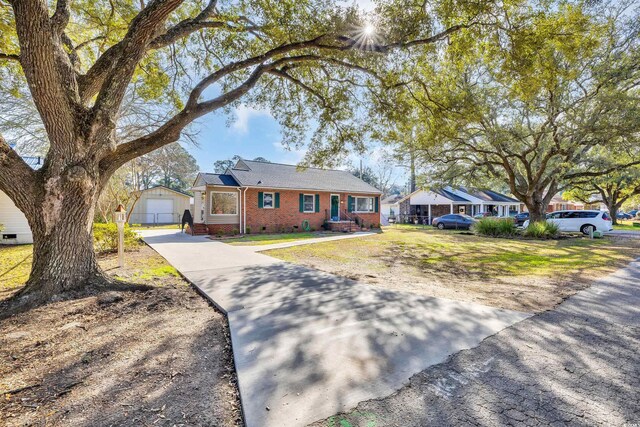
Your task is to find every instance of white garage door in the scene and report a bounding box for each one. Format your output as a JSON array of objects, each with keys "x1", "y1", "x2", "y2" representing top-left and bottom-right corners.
[{"x1": 146, "y1": 198, "x2": 175, "y2": 223}]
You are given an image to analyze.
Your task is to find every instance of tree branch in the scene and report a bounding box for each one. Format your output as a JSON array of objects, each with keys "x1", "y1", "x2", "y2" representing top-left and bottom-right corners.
[
  {"x1": 89, "y1": 0, "x2": 186, "y2": 142},
  {"x1": 51, "y1": 0, "x2": 70, "y2": 34},
  {"x1": 0, "y1": 135, "x2": 38, "y2": 215},
  {"x1": 11, "y1": 0, "x2": 79, "y2": 147}
]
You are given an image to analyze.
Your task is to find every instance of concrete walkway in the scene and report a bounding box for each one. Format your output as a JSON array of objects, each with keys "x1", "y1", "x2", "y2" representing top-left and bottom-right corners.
[{"x1": 140, "y1": 230, "x2": 530, "y2": 427}]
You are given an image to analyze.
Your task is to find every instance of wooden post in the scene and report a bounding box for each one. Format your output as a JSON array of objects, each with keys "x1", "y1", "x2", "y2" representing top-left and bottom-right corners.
[{"x1": 115, "y1": 204, "x2": 126, "y2": 268}]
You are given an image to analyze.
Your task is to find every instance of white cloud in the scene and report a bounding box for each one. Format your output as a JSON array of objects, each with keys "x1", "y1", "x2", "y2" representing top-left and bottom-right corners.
[
  {"x1": 272, "y1": 141, "x2": 306, "y2": 164},
  {"x1": 231, "y1": 105, "x2": 271, "y2": 134}
]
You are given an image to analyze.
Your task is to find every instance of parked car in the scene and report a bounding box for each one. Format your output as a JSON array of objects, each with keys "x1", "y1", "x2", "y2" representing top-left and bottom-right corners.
[
  {"x1": 514, "y1": 212, "x2": 529, "y2": 226},
  {"x1": 522, "y1": 210, "x2": 613, "y2": 234},
  {"x1": 617, "y1": 212, "x2": 633, "y2": 220},
  {"x1": 432, "y1": 214, "x2": 477, "y2": 230},
  {"x1": 473, "y1": 212, "x2": 494, "y2": 219},
  {"x1": 629, "y1": 210, "x2": 639, "y2": 218}
]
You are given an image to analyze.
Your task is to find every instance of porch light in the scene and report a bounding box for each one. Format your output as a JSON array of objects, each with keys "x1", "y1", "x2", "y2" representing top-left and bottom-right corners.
[{"x1": 115, "y1": 204, "x2": 126, "y2": 268}]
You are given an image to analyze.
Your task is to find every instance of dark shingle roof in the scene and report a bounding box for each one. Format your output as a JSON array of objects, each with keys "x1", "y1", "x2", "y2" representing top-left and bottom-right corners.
[
  {"x1": 226, "y1": 160, "x2": 381, "y2": 193},
  {"x1": 201, "y1": 173, "x2": 239, "y2": 187},
  {"x1": 460, "y1": 188, "x2": 519, "y2": 203},
  {"x1": 434, "y1": 188, "x2": 471, "y2": 202}
]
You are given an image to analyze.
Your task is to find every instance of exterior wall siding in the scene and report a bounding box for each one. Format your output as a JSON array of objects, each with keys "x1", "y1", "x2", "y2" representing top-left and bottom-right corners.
[
  {"x1": 0, "y1": 190, "x2": 33, "y2": 245},
  {"x1": 244, "y1": 189, "x2": 380, "y2": 234}
]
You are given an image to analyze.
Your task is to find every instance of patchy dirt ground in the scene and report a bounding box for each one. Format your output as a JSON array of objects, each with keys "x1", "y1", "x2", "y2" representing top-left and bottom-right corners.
[
  {"x1": 0, "y1": 245, "x2": 242, "y2": 427},
  {"x1": 266, "y1": 227, "x2": 640, "y2": 313}
]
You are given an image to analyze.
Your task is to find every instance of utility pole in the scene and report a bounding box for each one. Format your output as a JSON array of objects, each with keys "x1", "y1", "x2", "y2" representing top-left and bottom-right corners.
[{"x1": 360, "y1": 159, "x2": 363, "y2": 179}]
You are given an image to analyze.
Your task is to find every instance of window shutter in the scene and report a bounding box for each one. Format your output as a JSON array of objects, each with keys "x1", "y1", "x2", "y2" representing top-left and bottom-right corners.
[
  {"x1": 275, "y1": 193, "x2": 280, "y2": 208},
  {"x1": 374, "y1": 196, "x2": 379, "y2": 213},
  {"x1": 299, "y1": 193, "x2": 304, "y2": 212},
  {"x1": 348, "y1": 196, "x2": 354, "y2": 213},
  {"x1": 258, "y1": 192, "x2": 264, "y2": 208},
  {"x1": 315, "y1": 194, "x2": 320, "y2": 213}
]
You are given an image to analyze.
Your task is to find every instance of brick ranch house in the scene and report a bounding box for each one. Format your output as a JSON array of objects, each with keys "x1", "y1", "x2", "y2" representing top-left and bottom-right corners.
[{"x1": 189, "y1": 159, "x2": 382, "y2": 235}]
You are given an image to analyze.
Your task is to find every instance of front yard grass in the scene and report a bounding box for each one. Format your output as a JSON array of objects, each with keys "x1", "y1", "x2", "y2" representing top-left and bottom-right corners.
[
  {"x1": 615, "y1": 220, "x2": 640, "y2": 231},
  {"x1": 221, "y1": 231, "x2": 341, "y2": 246},
  {"x1": 0, "y1": 244, "x2": 181, "y2": 300},
  {"x1": 265, "y1": 225, "x2": 640, "y2": 312}
]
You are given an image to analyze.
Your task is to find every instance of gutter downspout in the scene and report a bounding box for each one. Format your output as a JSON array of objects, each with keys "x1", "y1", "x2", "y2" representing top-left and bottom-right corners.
[
  {"x1": 243, "y1": 187, "x2": 248, "y2": 234},
  {"x1": 237, "y1": 188, "x2": 243, "y2": 234}
]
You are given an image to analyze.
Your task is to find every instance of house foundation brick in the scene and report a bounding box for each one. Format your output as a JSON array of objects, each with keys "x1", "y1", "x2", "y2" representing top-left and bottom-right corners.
[{"x1": 206, "y1": 223, "x2": 239, "y2": 235}]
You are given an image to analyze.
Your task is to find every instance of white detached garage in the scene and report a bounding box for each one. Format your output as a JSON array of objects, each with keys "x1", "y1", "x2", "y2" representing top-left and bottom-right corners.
[{"x1": 129, "y1": 186, "x2": 192, "y2": 225}]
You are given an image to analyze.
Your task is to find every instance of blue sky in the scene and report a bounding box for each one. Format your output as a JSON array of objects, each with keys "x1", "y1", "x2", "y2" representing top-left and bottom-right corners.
[{"x1": 184, "y1": 105, "x2": 307, "y2": 171}]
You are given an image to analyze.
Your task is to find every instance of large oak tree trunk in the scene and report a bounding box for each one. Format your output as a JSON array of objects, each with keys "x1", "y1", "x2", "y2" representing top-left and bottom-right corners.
[
  {"x1": 606, "y1": 202, "x2": 620, "y2": 226},
  {"x1": 524, "y1": 193, "x2": 549, "y2": 223},
  {"x1": 9, "y1": 164, "x2": 111, "y2": 309},
  {"x1": 21, "y1": 205, "x2": 103, "y2": 300}
]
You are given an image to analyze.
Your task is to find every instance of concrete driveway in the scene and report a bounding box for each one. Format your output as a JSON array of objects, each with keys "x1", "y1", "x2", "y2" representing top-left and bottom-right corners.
[{"x1": 141, "y1": 230, "x2": 530, "y2": 427}]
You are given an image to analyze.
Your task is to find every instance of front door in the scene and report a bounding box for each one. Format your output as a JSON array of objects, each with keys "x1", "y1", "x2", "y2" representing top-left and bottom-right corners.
[{"x1": 331, "y1": 195, "x2": 340, "y2": 220}]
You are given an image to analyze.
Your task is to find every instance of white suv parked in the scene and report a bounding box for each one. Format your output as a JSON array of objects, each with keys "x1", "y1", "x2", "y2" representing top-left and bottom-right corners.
[{"x1": 523, "y1": 210, "x2": 613, "y2": 234}]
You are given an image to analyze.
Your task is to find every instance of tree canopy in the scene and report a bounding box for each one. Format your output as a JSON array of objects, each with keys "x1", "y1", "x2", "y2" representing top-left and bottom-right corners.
[{"x1": 375, "y1": 0, "x2": 640, "y2": 220}]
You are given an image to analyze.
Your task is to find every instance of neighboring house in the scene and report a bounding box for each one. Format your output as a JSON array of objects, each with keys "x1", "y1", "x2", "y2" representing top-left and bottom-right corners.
[
  {"x1": 547, "y1": 194, "x2": 585, "y2": 212},
  {"x1": 0, "y1": 156, "x2": 42, "y2": 245},
  {"x1": 380, "y1": 194, "x2": 403, "y2": 226},
  {"x1": 128, "y1": 185, "x2": 192, "y2": 224},
  {"x1": 190, "y1": 159, "x2": 382, "y2": 234},
  {"x1": 398, "y1": 186, "x2": 521, "y2": 224}
]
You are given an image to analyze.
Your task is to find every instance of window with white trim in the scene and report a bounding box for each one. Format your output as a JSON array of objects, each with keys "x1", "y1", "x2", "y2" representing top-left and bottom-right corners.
[
  {"x1": 303, "y1": 194, "x2": 315, "y2": 213},
  {"x1": 263, "y1": 192, "x2": 274, "y2": 209},
  {"x1": 355, "y1": 196, "x2": 374, "y2": 213},
  {"x1": 210, "y1": 191, "x2": 238, "y2": 215}
]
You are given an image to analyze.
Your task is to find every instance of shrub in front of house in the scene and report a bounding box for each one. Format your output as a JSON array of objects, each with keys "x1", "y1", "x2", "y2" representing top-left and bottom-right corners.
[
  {"x1": 472, "y1": 217, "x2": 517, "y2": 237},
  {"x1": 522, "y1": 221, "x2": 560, "y2": 239},
  {"x1": 93, "y1": 223, "x2": 142, "y2": 253}
]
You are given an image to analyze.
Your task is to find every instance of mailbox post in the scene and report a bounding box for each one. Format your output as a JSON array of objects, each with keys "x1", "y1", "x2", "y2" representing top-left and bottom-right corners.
[{"x1": 114, "y1": 204, "x2": 126, "y2": 268}]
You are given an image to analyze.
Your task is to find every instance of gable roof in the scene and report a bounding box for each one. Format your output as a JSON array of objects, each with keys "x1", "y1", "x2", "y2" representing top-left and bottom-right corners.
[
  {"x1": 459, "y1": 187, "x2": 519, "y2": 203},
  {"x1": 142, "y1": 185, "x2": 192, "y2": 198},
  {"x1": 225, "y1": 159, "x2": 381, "y2": 194},
  {"x1": 434, "y1": 188, "x2": 471, "y2": 202},
  {"x1": 399, "y1": 187, "x2": 519, "y2": 205},
  {"x1": 381, "y1": 194, "x2": 403, "y2": 205}
]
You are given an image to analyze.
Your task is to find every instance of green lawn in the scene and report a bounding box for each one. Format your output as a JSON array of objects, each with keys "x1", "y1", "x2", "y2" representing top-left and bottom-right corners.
[
  {"x1": 265, "y1": 225, "x2": 640, "y2": 312},
  {"x1": 0, "y1": 244, "x2": 181, "y2": 297},
  {"x1": 615, "y1": 220, "x2": 640, "y2": 231},
  {"x1": 268, "y1": 226, "x2": 633, "y2": 277},
  {"x1": 0, "y1": 245, "x2": 32, "y2": 293},
  {"x1": 130, "y1": 224, "x2": 182, "y2": 230},
  {"x1": 221, "y1": 231, "x2": 340, "y2": 246}
]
